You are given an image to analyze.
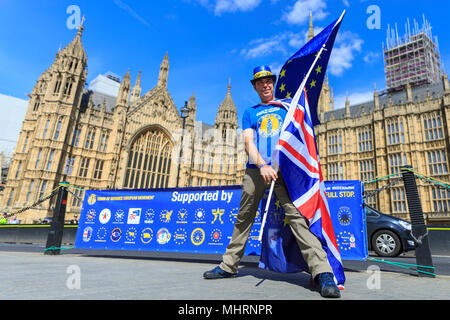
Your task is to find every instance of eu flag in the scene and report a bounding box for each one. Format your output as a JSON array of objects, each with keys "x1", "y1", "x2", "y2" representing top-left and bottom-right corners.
[{"x1": 274, "y1": 12, "x2": 344, "y2": 126}]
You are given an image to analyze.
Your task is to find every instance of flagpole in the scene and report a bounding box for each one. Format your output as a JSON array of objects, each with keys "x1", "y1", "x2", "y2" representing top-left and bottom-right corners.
[
  {"x1": 258, "y1": 179, "x2": 275, "y2": 241},
  {"x1": 258, "y1": 36, "x2": 332, "y2": 242}
]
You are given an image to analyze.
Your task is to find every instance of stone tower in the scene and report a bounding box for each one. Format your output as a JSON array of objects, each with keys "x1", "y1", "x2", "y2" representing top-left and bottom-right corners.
[
  {"x1": 130, "y1": 70, "x2": 142, "y2": 103},
  {"x1": 307, "y1": 11, "x2": 315, "y2": 42},
  {"x1": 214, "y1": 80, "x2": 238, "y2": 180},
  {"x1": 109, "y1": 69, "x2": 131, "y2": 187},
  {"x1": 2, "y1": 21, "x2": 88, "y2": 221},
  {"x1": 158, "y1": 52, "x2": 169, "y2": 88}
]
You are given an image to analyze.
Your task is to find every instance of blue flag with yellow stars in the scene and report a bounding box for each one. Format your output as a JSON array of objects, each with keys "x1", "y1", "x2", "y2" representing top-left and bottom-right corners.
[
  {"x1": 275, "y1": 12, "x2": 345, "y2": 126},
  {"x1": 258, "y1": 193, "x2": 310, "y2": 274}
]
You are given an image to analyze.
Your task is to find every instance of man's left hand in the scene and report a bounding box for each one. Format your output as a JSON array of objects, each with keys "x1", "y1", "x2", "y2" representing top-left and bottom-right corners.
[{"x1": 259, "y1": 165, "x2": 278, "y2": 184}]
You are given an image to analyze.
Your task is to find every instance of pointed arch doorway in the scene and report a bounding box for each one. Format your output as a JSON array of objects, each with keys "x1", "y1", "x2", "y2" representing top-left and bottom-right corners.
[{"x1": 123, "y1": 126, "x2": 173, "y2": 189}]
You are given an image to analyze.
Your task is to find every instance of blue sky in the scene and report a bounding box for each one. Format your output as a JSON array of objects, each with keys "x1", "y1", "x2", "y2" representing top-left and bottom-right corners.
[{"x1": 1, "y1": 0, "x2": 449, "y2": 128}]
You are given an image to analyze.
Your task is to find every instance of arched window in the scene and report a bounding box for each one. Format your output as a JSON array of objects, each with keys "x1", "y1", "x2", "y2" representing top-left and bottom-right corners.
[
  {"x1": 54, "y1": 75, "x2": 62, "y2": 93},
  {"x1": 124, "y1": 127, "x2": 172, "y2": 189},
  {"x1": 64, "y1": 77, "x2": 74, "y2": 96}
]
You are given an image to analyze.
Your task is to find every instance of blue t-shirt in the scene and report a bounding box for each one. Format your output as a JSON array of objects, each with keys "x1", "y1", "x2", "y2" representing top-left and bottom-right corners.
[{"x1": 242, "y1": 100, "x2": 289, "y2": 168}]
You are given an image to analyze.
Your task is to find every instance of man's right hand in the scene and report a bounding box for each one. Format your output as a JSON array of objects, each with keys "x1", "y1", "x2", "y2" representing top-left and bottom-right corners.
[{"x1": 259, "y1": 165, "x2": 278, "y2": 184}]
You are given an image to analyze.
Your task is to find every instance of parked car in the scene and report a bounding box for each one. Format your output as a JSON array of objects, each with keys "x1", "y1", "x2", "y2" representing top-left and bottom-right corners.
[
  {"x1": 364, "y1": 204, "x2": 416, "y2": 257},
  {"x1": 41, "y1": 217, "x2": 53, "y2": 225}
]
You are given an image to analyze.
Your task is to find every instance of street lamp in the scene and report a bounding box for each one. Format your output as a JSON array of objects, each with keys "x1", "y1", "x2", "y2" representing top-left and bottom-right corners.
[{"x1": 176, "y1": 101, "x2": 191, "y2": 188}]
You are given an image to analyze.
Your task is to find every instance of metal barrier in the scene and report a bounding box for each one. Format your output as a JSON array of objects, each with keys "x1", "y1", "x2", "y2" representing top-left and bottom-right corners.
[
  {"x1": 427, "y1": 228, "x2": 450, "y2": 256},
  {"x1": 0, "y1": 225, "x2": 449, "y2": 256},
  {"x1": 0, "y1": 225, "x2": 78, "y2": 245},
  {"x1": 1, "y1": 176, "x2": 448, "y2": 257}
]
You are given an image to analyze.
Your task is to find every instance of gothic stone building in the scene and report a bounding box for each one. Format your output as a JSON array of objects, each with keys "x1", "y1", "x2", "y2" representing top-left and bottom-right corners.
[
  {"x1": 3, "y1": 22, "x2": 450, "y2": 226},
  {"x1": 315, "y1": 76, "x2": 450, "y2": 225},
  {"x1": 1, "y1": 25, "x2": 246, "y2": 223}
]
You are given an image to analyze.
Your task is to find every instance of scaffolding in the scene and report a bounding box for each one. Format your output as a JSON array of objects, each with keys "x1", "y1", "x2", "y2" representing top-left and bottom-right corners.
[{"x1": 383, "y1": 15, "x2": 442, "y2": 92}]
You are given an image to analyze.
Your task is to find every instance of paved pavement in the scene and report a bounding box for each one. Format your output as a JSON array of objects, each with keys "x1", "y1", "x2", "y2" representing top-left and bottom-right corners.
[{"x1": 0, "y1": 244, "x2": 449, "y2": 301}]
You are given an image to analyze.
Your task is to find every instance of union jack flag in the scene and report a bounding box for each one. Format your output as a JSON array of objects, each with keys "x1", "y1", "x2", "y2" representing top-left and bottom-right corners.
[
  {"x1": 281, "y1": 91, "x2": 344, "y2": 288},
  {"x1": 259, "y1": 12, "x2": 346, "y2": 288}
]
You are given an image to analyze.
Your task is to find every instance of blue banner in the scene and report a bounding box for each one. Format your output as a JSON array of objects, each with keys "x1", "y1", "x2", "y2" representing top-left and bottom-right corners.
[
  {"x1": 74, "y1": 186, "x2": 261, "y2": 255},
  {"x1": 75, "y1": 181, "x2": 367, "y2": 260},
  {"x1": 325, "y1": 180, "x2": 368, "y2": 260}
]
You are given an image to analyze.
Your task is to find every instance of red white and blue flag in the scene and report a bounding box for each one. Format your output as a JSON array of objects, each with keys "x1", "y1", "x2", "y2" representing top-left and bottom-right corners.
[{"x1": 259, "y1": 12, "x2": 346, "y2": 288}]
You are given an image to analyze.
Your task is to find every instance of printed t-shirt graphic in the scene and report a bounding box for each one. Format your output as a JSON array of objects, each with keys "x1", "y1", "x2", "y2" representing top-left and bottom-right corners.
[{"x1": 242, "y1": 101, "x2": 288, "y2": 168}]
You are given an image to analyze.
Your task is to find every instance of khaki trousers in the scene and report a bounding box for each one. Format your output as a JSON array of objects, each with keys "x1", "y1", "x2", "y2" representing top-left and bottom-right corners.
[{"x1": 220, "y1": 168, "x2": 332, "y2": 278}]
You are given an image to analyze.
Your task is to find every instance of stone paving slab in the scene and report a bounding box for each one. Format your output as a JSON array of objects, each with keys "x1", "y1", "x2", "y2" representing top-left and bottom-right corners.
[{"x1": 0, "y1": 251, "x2": 449, "y2": 300}]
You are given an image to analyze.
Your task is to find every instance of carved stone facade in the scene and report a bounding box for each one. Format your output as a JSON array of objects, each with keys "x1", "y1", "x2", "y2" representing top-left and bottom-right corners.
[
  {"x1": 1, "y1": 24, "x2": 246, "y2": 223},
  {"x1": 315, "y1": 76, "x2": 450, "y2": 225},
  {"x1": 2, "y1": 20, "x2": 449, "y2": 226},
  {"x1": 311, "y1": 13, "x2": 450, "y2": 225}
]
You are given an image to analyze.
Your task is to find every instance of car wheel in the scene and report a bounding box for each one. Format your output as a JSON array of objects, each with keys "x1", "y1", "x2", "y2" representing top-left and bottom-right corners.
[{"x1": 372, "y1": 229, "x2": 402, "y2": 257}]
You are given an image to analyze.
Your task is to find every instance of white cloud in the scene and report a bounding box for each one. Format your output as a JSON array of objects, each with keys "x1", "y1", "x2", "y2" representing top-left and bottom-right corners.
[
  {"x1": 240, "y1": 33, "x2": 289, "y2": 58},
  {"x1": 288, "y1": 26, "x2": 324, "y2": 48},
  {"x1": 364, "y1": 51, "x2": 381, "y2": 64},
  {"x1": 241, "y1": 25, "x2": 324, "y2": 59},
  {"x1": 287, "y1": 34, "x2": 304, "y2": 49},
  {"x1": 239, "y1": 24, "x2": 363, "y2": 79},
  {"x1": 243, "y1": 40, "x2": 283, "y2": 58},
  {"x1": 329, "y1": 31, "x2": 363, "y2": 76},
  {"x1": 190, "y1": 0, "x2": 262, "y2": 15},
  {"x1": 342, "y1": 0, "x2": 350, "y2": 7},
  {"x1": 284, "y1": 0, "x2": 328, "y2": 25},
  {"x1": 216, "y1": 0, "x2": 262, "y2": 14}
]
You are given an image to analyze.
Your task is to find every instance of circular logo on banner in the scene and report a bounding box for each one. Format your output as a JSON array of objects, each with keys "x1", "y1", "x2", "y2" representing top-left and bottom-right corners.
[
  {"x1": 160, "y1": 209, "x2": 173, "y2": 223},
  {"x1": 194, "y1": 208, "x2": 206, "y2": 223},
  {"x1": 177, "y1": 208, "x2": 188, "y2": 223},
  {"x1": 99, "y1": 208, "x2": 111, "y2": 224},
  {"x1": 157, "y1": 228, "x2": 171, "y2": 244},
  {"x1": 88, "y1": 194, "x2": 96, "y2": 205},
  {"x1": 82, "y1": 227, "x2": 93, "y2": 242},
  {"x1": 174, "y1": 228, "x2": 187, "y2": 245},
  {"x1": 336, "y1": 231, "x2": 356, "y2": 251},
  {"x1": 140, "y1": 228, "x2": 153, "y2": 244},
  {"x1": 257, "y1": 113, "x2": 283, "y2": 138},
  {"x1": 114, "y1": 209, "x2": 125, "y2": 223},
  {"x1": 229, "y1": 207, "x2": 239, "y2": 224},
  {"x1": 338, "y1": 206, "x2": 352, "y2": 226},
  {"x1": 86, "y1": 209, "x2": 96, "y2": 223},
  {"x1": 96, "y1": 227, "x2": 107, "y2": 240},
  {"x1": 191, "y1": 228, "x2": 205, "y2": 246},
  {"x1": 125, "y1": 227, "x2": 137, "y2": 242},
  {"x1": 144, "y1": 208, "x2": 155, "y2": 223},
  {"x1": 210, "y1": 228, "x2": 222, "y2": 243},
  {"x1": 111, "y1": 227, "x2": 122, "y2": 242}
]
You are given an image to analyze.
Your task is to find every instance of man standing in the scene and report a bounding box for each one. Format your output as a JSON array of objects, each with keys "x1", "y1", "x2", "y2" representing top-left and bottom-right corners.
[{"x1": 203, "y1": 66, "x2": 341, "y2": 298}]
